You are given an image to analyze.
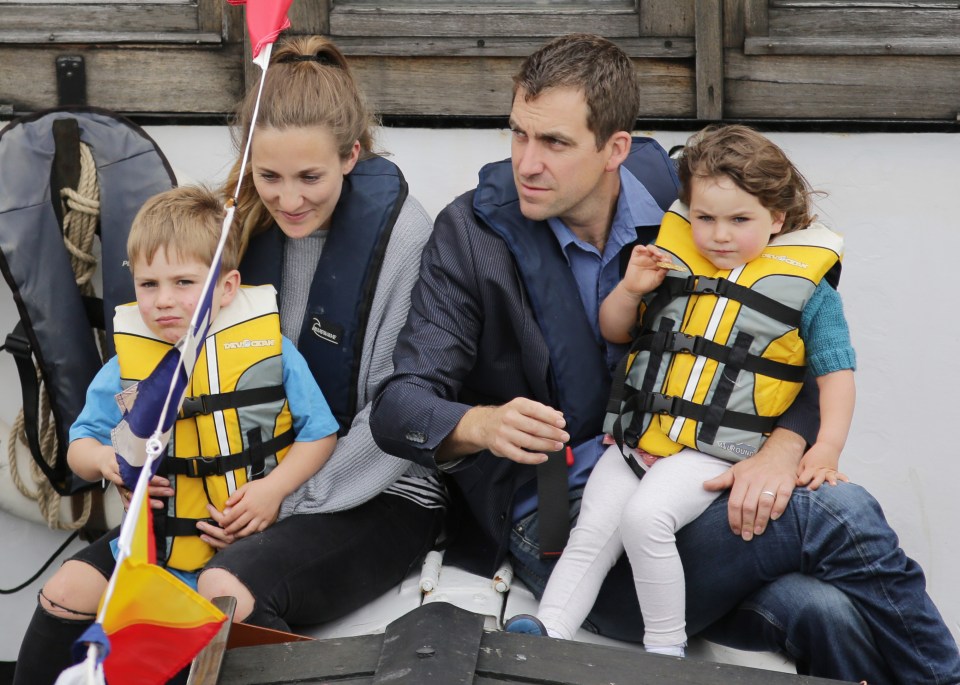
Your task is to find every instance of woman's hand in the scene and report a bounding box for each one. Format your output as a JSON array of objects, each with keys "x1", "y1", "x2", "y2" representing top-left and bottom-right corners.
[
  {"x1": 197, "y1": 503, "x2": 238, "y2": 550},
  {"x1": 116, "y1": 475, "x2": 174, "y2": 511},
  {"x1": 217, "y1": 479, "x2": 285, "y2": 538}
]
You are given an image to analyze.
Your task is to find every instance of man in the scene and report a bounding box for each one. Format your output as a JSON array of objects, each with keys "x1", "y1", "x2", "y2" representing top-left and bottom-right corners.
[{"x1": 371, "y1": 34, "x2": 959, "y2": 684}]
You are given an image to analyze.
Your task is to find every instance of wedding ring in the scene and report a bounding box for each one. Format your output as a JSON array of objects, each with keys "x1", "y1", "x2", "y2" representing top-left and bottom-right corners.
[{"x1": 760, "y1": 490, "x2": 776, "y2": 498}]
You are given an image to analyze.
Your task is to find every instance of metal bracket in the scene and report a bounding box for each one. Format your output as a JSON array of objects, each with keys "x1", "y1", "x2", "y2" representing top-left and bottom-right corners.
[{"x1": 56, "y1": 55, "x2": 86, "y2": 106}]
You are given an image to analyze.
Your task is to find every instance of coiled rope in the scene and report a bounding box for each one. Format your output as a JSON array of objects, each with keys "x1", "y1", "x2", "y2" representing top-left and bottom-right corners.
[{"x1": 6, "y1": 141, "x2": 102, "y2": 530}]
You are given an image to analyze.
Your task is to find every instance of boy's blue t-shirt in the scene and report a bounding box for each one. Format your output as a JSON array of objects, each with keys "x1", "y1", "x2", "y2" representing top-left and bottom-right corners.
[{"x1": 70, "y1": 336, "x2": 337, "y2": 445}]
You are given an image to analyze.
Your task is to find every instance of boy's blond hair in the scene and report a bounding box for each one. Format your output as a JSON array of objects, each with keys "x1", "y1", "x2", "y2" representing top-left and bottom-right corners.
[{"x1": 128, "y1": 186, "x2": 240, "y2": 275}]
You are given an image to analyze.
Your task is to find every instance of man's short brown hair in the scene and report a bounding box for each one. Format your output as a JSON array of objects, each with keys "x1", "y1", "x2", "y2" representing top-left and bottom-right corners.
[
  {"x1": 128, "y1": 185, "x2": 240, "y2": 276},
  {"x1": 513, "y1": 33, "x2": 640, "y2": 149}
]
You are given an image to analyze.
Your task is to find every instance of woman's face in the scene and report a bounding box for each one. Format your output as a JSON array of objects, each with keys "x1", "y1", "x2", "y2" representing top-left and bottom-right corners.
[{"x1": 251, "y1": 125, "x2": 360, "y2": 239}]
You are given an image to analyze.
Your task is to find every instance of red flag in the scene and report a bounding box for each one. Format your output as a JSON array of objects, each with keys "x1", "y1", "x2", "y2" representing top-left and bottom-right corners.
[{"x1": 227, "y1": 0, "x2": 293, "y2": 59}]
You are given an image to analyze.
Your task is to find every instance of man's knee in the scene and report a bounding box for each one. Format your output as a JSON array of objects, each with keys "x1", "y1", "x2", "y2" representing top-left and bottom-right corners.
[
  {"x1": 789, "y1": 579, "x2": 866, "y2": 635},
  {"x1": 793, "y1": 481, "x2": 882, "y2": 522}
]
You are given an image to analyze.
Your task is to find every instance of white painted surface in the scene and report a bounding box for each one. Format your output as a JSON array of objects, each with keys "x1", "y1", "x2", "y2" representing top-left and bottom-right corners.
[{"x1": 1, "y1": 125, "x2": 958, "y2": 664}]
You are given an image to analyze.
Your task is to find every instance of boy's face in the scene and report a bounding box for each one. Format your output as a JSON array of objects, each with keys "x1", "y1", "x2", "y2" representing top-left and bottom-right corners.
[
  {"x1": 132, "y1": 247, "x2": 238, "y2": 344},
  {"x1": 689, "y1": 174, "x2": 785, "y2": 271}
]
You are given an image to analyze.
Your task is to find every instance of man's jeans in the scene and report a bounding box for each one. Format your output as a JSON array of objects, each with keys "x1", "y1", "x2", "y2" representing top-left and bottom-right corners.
[{"x1": 510, "y1": 482, "x2": 959, "y2": 685}]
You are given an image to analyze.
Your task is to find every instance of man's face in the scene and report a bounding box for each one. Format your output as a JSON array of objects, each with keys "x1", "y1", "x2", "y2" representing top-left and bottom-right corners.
[{"x1": 510, "y1": 87, "x2": 616, "y2": 227}]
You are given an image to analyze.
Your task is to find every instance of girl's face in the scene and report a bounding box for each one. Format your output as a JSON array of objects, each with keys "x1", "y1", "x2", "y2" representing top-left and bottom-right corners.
[
  {"x1": 251, "y1": 125, "x2": 360, "y2": 239},
  {"x1": 689, "y1": 174, "x2": 785, "y2": 270}
]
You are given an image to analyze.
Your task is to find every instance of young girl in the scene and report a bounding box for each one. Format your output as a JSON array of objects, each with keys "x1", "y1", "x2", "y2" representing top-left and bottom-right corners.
[{"x1": 525, "y1": 125, "x2": 856, "y2": 657}]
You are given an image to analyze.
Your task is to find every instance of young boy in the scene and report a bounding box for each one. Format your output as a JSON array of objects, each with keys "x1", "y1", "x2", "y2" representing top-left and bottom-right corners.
[{"x1": 66, "y1": 184, "x2": 339, "y2": 582}]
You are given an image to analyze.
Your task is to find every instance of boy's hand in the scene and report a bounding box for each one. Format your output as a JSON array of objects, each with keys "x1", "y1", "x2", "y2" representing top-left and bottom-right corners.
[
  {"x1": 621, "y1": 245, "x2": 673, "y2": 297},
  {"x1": 796, "y1": 444, "x2": 848, "y2": 490},
  {"x1": 95, "y1": 446, "x2": 123, "y2": 489},
  {"x1": 218, "y1": 479, "x2": 285, "y2": 538}
]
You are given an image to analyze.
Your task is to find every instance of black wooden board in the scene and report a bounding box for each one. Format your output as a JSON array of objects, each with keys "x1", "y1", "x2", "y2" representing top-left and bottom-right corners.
[{"x1": 216, "y1": 602, "x2": 852, "y2": 685}]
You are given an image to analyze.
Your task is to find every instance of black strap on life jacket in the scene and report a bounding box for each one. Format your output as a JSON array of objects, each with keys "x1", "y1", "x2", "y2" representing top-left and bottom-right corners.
[
  {"x1": 536, "y1": 447, "x2": 572, "y2": 557},
  {"x1": 628, "y1": 329, "x2": 806, "y2": 383},
  {"x1": 164, "y1": 430, "x2": 294, "y2": 478},
  {"x1": 698, "y1": 330, "x2": 753, "y2": 444},
  {"x1": 661, "y1": 275, "x2": 803, "y2": 329},
  {"x1": 163, "y1": 516, "x2": 217, "y2": 538},
  {"x1": 624, "y1": 390, "x2": 777, "y2": 438},
  {"x1": 178, "y1": 385, "x2": 286, "y2": 419},
  {"x1": 608, "y1": 318, "x2": 676, "y2": 478},
  {"x1": 2, "y1": 322, "x2": 63, "y2": 488}
]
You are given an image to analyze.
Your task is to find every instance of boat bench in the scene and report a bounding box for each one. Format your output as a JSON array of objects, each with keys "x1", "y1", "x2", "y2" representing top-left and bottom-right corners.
[{"x1": 186, "y1": 552, "x2": 815, "y2": 684}]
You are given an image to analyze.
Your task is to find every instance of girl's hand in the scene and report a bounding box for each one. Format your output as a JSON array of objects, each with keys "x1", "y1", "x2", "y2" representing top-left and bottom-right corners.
[
  {"x1": 796, "y1": 444, "x2": 848, "y2": 490},
  {"x1": 621, "y1": 245, "x2": 673, "y2": 297}
]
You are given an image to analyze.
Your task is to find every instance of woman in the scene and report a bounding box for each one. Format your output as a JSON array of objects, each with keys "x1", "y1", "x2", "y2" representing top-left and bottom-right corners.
[{"x1": 195, "y1": 36, "x2": 446, "y2": 630}]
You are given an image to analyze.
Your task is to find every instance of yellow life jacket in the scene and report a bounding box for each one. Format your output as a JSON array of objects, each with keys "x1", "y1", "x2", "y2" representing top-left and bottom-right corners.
[
  {"x1": 603, "y1": 201, "x2": 842, "y2": 466},
  {"x1": 114, "y1": 285, "x2": 294, "y2": 571}
]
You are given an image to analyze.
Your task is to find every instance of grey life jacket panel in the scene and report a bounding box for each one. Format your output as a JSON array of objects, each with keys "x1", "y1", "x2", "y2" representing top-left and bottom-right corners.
[{"x1": 0, "y1": 107, "x2": 176, "y2": 493}]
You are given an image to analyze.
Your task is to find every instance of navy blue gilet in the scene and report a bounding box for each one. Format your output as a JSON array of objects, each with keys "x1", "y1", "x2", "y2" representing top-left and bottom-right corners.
[{"x1": 240, "y1": 155, "x2": 408, "y2": 434}]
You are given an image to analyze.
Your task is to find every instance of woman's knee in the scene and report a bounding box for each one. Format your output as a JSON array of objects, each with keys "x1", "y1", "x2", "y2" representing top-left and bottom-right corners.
[
  {"x1": 38, "y1": 560, "x2": 107, "y2": 619},
  {"x1": 197, "y1": 567, "x2": 255, "y2": 622}
]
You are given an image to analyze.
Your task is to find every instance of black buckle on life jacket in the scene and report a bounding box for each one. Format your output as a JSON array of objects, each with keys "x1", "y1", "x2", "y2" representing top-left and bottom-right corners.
[
  {"x1": 686, "y1": 275, "x2": 726, "y2": 296},
  {"x1": 644, "y1": 392, "x2": 682, "y2": 416},
  {"x1": 665, "y1": 331, "x2": 702, "y2": 356},
  {"x1": 183, "y1": 456, "x2": 224, "y2": 478},
  {"x1": 3, "y1": 328, "x2": 32, "y2": 359},
  {"x1": 180, "y1": 394, "x2": 211, "y2": 419}
]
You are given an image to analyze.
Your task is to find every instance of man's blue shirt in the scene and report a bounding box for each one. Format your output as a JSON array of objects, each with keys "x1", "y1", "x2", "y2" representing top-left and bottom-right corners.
[{"x1": 513, "y1": 166, "x2": 666, "y2": 521}]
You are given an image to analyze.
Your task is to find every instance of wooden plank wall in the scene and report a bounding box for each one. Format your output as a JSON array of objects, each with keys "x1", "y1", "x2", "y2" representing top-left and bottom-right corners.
[{"x1": 0, "y1": 0, "x2": 958, "y2": 122}]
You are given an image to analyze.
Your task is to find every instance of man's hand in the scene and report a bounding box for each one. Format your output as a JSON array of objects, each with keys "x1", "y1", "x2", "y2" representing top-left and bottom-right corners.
[
  {"x1": 703, "y1": 429, "x2": 805, "y2": 540},
  {"x1": 440, "y1": 398, "x2": 569, "y2": 464}
]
